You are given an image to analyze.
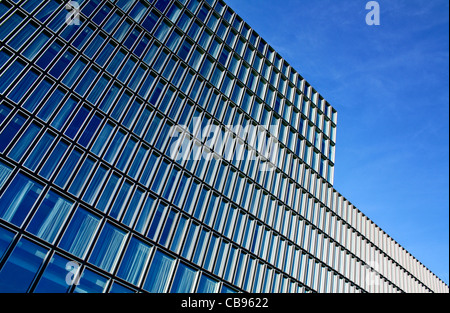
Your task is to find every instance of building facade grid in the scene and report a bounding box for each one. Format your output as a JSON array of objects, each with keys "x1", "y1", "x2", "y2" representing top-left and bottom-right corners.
[{"x1": 0, "y1": 0, "x2": 447, "y2": 293}]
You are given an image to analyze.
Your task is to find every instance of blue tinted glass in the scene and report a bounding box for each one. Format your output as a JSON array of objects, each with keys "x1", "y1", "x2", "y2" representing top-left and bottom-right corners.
[
  {"x1": 147, "y1": 203, "x2": 167, "y2": 240},
  {"x1": 89, "y1": 223, "x2": 126, "y2": 272},
  {"x1": 156, "y1": 23, "x2": 171, "y2": 42},
  {"x1": 0, "y1": 160, "x2": 13, "y2": 190},
  {"x1": 153, "y1": 50, "x2": 168, "y2": 73},
  {"x1": 117, "y1": 237, "x2": 151, "y2": 285},
  {"x1": 54, "y1": 149, "x2": 82, "y2": 188},
  {"x1": 111, "y1": 92, "x2": 132, "y2": 120},
  {"x1": 0, "y1": 114, "x2": 26, "y2": 152},
  {"x1": 91, "y1": 122, "x2": 114, "y2": 155},
  {"x1": 87, "y1": 75, "x2": 109, "y2": 105},
  {"x1": 23, "y1": 32, "x2": 51, "y2": 60},
  {"x1": 36, "y1": 0, "x2": 59, "y2": 22},
  {"x1": 48, "y1": 9, "x2": 69, "y2": 32},
  {"x1": 106, "y1": 49, "x2": 126, "y2": 75},
  {"x1": 68, "y1": 157, "x2": 95, "y2": 196},
  {"x1": 130, "y1": 2, "x2": 148, "y2": 21},
  {"x1": 96, "y1": 173, "x2": 120, "y2": 212},
  {"x1": 0, "y1": 12, "x2": 24, "y2": 41},
  {"x1": 0, "y1": 50, "x2": 11, "y2": 69},
  {"x1": 123, "y1": 100, "x2": 141, "y2": 128},
  {"x1": 172, "y1": 174, "x2": 189, "y2": 207},
  {"x1": 178, "y1": 40, "x2": 192, "y2": 61},
  {"x1": 22, "y1": 79, "x2": 53, "y2": 113},
  {"x1": 113, "y1": 19, "x2": 132, "y2": 42},
  {"x1": 0, "y1": 60, "x2": 25, "y2": 93},
  {"x1": 166, "y1": 31, "x2": 182, "y2": 53},
  {"x1": 103, "y1": 130, "x2": 126, "y2": 164},
  {"x1": 8, "y1": 122, "x2": 41, "y2": 161},
  {"x1": 85, "y1": 33, "x2": 106, "y2": 58},
  {"x1": 159, "y1": 210, "x2": 176, "y2": 246},
  {"x1": 39, "y1": 140, "x2": 69, "y2": 179},
  {"x1": 92, "y1": 5, "x2": 111, "y2": 25},
  {"x1": 108, "y1": 181, "x2": 132, "y2": 220},
  {"x1": 83, "y1": 0, "x2": 102, "y2": 17},
  {"x1": 109, "y1": 283, "x2": 134, "y2": 293},
  {"x1": 169, "y1": 215, "x2": 187, "y2": 253},
  {"x1": 142, "y1": 250, "x2": 175, "y2": 292},
  {"x1": 177, "y1": 12, "x2": 191, "y2": 31},
  {"x1": 78, "y1": 114, "x2": 102, "y2": 147},
  {"x1": 104, "y1": 12, "x2": 122, "y2": 33},
  {"x1": 73, "y1": 25, "x2": 94, "y2": 49},
  {"x1": 36, "y1": 88, "x2": 66, "y2": 122},
  {"x1": 134, "y1": 35, "x2": 150, "y2": 57},
  {"x1": 143, "y1": 43, "x2": 160, "y2": 65},
  {"x1": 0, "y1": 173, "x2": 44, "y2": 227},
  {"x1": 181, "y1": 222, "x2": 198, "y2": 259},
  {"x1": 144, "y1": 114, "x2": 162, "y2": 145},
  {"x1": 99, "y1": 83, "x2": 121, "y2": 113},
  {"x1": 121, "y1": 188, "x2": 145, "y2": 227},
  {"x1": 150, "y1": 160, "x2": 170, "y2": 193},
  {"x1": 65, "y1": 106, "x2": 90, "y2": 139},
  {"x1": 142, "y1": 11, "x2": 159, "y2": 32},
  {"x1": 135, "y1": 195, "x2": 156, "y2": 234},
  {"x1": 82, "y1": 165, "x2": 108, "y2": 204},
  {"x1": 74, "y1": 268, "x2": 107, "y2": 293},
  {"x1": 128, "y1": 145, "x2": 149, "y2": 179},
  {"x1": 36, "y1": 42, "x2": 63, "y2": 69},
  {"x1": 24, "y1": 132, "x2": 55, "y2": 171},
  {"x1": 8, "y1": 23, "x2": 38, "y2": 50},
  {"x1": 170, "y1": 263, "x2": 197, "y2": 293},
  {"x1": 34, "y1": 254, "x2": 71, "y2": 293},
  {"x1": 59, "y1": 208, "x2": 100, "y2": 258},
  {"x1": 133, "y1": 106, "x2": 152, "y2": 137},
  {"x1": 0, "y1": 238, "x2": 48, "y2": 292},
  {"x1": 197, "y1": 274, "x2": 218, "y2": 293},
  {"x1": 27, "y1": 190, "x2": 73, "y2": 243},
  {"x1": 51, "y1": 97, "x2": 78, "y2": 131},
  {"x1": 0, "y1": 2, "x2": 11, "y2": 18},
  {"x1": 124, "y1": 28, "x2": 140, "y2": 48},
  {"x1": 75, "y1": 67, "x2": 98, "y2": 96},
  {"x1": 155, "y1": 122, "x2": 173, "y2": 152},
  {"x1": 50, "y1": 50, "x2": 75, "y2": 78},
  {"x1": 62, "y1": 59, "x2": 87, "y2": 87},
  {"x1": 192, "y1": 228, "x2": 208, "y2": 265},
  {"x1": 221, "y1": 285, "x2": 237, "y2": 293},
  {"x1": 116, "y1": 138, "x2": 137, "y2": 171},
  {"x1": 162, "y1": 167, "x2": 180, "y2": 200},
  {"x1": 0, "y1": 226, "x2": 14, "y2": 261}
]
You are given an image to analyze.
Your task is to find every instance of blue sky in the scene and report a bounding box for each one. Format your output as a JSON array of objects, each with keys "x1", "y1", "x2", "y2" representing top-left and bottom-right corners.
[{"x1": 224, "y1": 0, "x2": 449, "y2": 285}]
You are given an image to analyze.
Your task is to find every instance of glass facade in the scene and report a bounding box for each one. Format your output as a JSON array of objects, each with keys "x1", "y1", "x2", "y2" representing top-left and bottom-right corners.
[{"x1": 0, "y1": 0, "x2": 447, "y2": 293}]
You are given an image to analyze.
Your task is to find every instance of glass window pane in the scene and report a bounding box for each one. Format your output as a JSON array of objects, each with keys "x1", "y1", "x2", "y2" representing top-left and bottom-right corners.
[
  {"x1": 27, "y1": 190, "x2": 74, "y2": 243},
  {"x1": 117, "y1": 237, "x2": 152, "y2": 286},
  {"x1": 0, "y1": 238, "x2": 48, "y2": 292},
  {"x1": 58, "y1": 208, "x2": 100, "y2": 258},
  {"x1": 170, "y1": 262, "x2": 197, "y2": 293},
  {"x1": 39, "y1": 140, "x2": 69, "y2": 180},
  {"x1": 143, "y1": 250, "x2": 175, "y2": 293},
  {"x1": 0, "y1": 160, "x2": 13, "y2": 190},
  {"x1": 74, "y1": 268, "x2": 108, "y2": 293},
  {"x1": 197, "y1": 274, "x2": 219, "y2": 293},
  {"x1": 34, "y1": 253, "x2": 71, "y2": 293},
  {"x1": 0, "y1": 173, "x2": 44, "y2": 227},
  {"x1": 54, "y1": 149, "x2": 82, "y2": 188},
  {"x1": 0, "y1": 226, "x2": 15, "y2": 261},
  {"x1": 0, "y1": 113, "x2": 27, "y2": 153},
  {"x1": 89, "y1": 222, "x2": 126, "y2": 272},
  {"x1": 8, "y1": 122, "x2": 41, "y2": 162}
]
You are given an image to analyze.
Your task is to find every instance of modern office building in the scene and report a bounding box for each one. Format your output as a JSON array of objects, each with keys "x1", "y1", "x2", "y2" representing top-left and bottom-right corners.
[{"x1": 0, "y1": 0, "x2": 448, "y2": 293}]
